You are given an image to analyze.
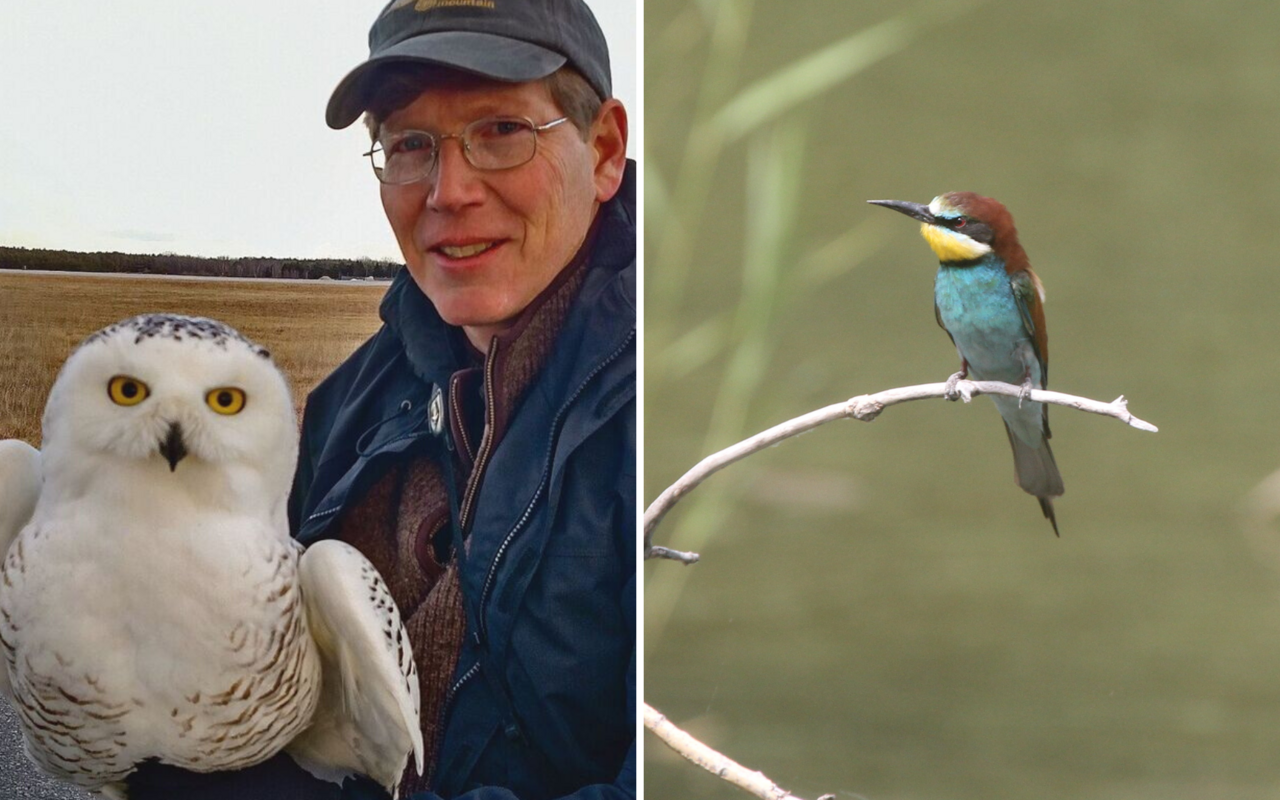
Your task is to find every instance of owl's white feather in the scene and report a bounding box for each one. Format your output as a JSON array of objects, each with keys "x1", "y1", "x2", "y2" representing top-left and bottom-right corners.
[
  {"x1": 0, "y1": 315, "x2": 421, "y2": 797},
  {"x1": 288, "y1": 539, "x2": 425, "y2": 794},
  {"x1": 0, "y1": 439, "x2": 40, "y2": 563},
  {"x1": 0, "y1": 439, "x2": 40, "y2": 701}
]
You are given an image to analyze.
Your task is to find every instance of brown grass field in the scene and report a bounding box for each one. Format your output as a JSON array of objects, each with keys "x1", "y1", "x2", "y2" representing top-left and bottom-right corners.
[{"x1": 0, "y1": 271, "x2": 389, "y2": 444}]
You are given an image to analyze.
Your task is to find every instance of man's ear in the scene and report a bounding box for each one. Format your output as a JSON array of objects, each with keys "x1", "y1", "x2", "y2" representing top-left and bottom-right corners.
[{"x1": 589, "y1": 99, "x2": 628, "y2": 202}]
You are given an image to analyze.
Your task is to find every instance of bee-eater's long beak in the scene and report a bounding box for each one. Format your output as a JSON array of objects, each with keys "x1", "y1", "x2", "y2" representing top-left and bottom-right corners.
[{"x1": 867, "y1": 199, "x2": 937, "y2": 224}]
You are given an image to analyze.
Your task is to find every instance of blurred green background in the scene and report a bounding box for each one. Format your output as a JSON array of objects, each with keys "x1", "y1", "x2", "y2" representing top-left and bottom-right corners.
[{"x1": 643, "y1": 1, "x2": 1280, "y2": 798}]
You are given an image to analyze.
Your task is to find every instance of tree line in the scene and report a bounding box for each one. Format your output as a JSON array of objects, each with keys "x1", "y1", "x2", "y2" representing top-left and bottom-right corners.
[{"x1": 0, "y1": 246, "x2": 402, "y2": 281}]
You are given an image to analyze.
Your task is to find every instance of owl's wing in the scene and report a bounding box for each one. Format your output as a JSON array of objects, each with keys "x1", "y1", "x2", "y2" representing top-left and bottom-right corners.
[
  {"x1": 0, "y1": 440, "x2": 39, "y2": 704},
  {"x1": 0, "y1": 440, "x2": 40, "y2": 559},
  {"x1": 0, "y1": 440, "x2": 40, "y2": 701},
  {"x1": 287, "y1": 539, "x2": 423, "y2": 795}
]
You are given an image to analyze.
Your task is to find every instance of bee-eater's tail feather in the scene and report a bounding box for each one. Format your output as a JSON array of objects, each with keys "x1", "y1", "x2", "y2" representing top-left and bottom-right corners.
[
  {"x1": 1003, "y1": 421, "x2": 1064, "y2": 534},
  {"x1": 1038, "y1": 497, "x2": 1059, "y2": 537},
  {"x1": 1003, "y1": 421, "x2": 1064, "y2": 496}
]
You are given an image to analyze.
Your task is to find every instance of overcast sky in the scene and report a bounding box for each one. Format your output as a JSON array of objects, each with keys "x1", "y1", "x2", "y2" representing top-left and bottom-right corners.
[{"x1": 0, "y1": 1, "x2": 637, "y2": 261}]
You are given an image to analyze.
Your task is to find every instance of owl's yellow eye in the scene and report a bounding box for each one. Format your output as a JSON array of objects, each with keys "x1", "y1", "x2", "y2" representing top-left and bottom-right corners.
[
  {"x1": 107, "y1": 376, "x2": 149, "y2": 406},
  {"x1": 206, "y1": 387, "x2": 246, "y2": 415}
]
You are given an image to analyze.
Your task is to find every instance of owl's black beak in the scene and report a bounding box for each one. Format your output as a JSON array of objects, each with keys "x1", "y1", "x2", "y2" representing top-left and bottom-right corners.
[{"x1": 158, "y1": 422, "x2": 187, "y2": 472}]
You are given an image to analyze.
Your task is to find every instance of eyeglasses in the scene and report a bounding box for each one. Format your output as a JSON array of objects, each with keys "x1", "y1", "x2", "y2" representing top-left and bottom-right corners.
[{"x1": 365, "y1": 116, "x2": 570, "y2": 185}]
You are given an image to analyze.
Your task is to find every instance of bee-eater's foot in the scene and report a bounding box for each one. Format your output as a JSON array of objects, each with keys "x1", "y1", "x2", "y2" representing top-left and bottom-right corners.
[
  {"x1": 1018, "y1": 376, "x2": 1035, "y2": 408},
  {"x1": 944, "y1": 371, "x2": 967, "y2": 401}
]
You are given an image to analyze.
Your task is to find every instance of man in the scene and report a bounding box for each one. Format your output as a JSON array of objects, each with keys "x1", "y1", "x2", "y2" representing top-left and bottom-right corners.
[{"x1": 127, "y1": 1, "x2": 634, "y2": 798}]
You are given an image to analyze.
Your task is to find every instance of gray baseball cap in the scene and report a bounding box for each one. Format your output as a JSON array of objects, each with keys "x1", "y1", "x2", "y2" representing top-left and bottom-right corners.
[{"x1": 326, "y1": 0, "x2": 613, "y2": 130}]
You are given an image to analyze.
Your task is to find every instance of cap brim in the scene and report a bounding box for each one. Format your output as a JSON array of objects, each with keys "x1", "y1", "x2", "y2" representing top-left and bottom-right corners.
[{"x1": 326, "y1": 31, "x2": 568, "y2": 129}]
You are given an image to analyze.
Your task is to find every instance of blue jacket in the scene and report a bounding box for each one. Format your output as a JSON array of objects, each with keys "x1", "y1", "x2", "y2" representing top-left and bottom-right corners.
[{"x1": 291, "y1": 163, "x2": 636, "y2": 800}]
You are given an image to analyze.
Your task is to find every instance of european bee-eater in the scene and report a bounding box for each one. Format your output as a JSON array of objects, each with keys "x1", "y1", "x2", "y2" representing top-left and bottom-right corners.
[{"x1": 869, "y1": 192, "x2": 1064, "y2": 534}]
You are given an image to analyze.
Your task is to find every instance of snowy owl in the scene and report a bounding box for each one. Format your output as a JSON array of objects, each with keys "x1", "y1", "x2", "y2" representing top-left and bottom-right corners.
[{"x1": 0, "y1": 314, "x2": 423, "y2": 797}]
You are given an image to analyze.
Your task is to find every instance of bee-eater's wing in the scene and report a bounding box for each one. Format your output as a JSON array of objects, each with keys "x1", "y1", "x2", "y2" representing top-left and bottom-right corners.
[
  {"x1": 288, "y1": 539, "x2": 424, "y2": 796},
  {"x1": 1008, "y1": 269, "x2": 1049, "y2": 387},
  {"x1": 1009, "y1": 269, "x2": 1052, "y2": 438}
]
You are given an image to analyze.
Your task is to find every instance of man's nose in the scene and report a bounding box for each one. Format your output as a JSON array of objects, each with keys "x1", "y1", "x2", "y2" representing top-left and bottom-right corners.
[{"x1": 427, "y1": 139, "x2": 484, "y2": 210}]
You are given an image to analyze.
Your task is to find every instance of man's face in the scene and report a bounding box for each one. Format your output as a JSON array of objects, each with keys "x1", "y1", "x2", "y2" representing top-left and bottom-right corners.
[{"x1": 379, "y1": 79, "x2": 609, "y2": 349}]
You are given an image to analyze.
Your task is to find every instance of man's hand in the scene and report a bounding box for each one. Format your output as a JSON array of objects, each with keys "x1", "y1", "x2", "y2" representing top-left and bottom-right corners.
[{"x1": 124, "y1": 753, "x2": 387, "y2": 800}]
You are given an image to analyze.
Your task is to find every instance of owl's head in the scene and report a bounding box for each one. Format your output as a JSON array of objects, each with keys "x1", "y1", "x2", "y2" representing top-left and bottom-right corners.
[{"x1": 42, "y1": 315, "x2": 298, "y2": 508}]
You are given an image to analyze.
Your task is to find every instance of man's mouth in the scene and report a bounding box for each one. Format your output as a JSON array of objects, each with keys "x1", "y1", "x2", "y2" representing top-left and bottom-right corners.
[{"x1": 436, "y1": 241, "x2": 498, "y2": 259}]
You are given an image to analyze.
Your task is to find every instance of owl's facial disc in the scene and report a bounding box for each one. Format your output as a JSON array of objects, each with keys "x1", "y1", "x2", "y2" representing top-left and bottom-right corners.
[{"x1": 46, "y1": 315, "x2": 298, "y2": 505}]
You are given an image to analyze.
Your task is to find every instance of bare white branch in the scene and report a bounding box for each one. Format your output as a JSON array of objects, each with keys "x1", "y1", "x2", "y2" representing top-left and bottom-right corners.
[
  {"x1": 647, "y1": 546, "x2": 702, "y2": 564},
  {"x1": 643, "y1": 379, "x2": 1157, "y2": 549},
  {"x1": 644, "y1": 703, "x2": 821, "y2": 800}
]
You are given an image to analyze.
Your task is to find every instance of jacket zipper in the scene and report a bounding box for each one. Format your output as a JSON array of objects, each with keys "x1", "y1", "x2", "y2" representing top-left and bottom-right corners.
[
  {"x1": 458, "y1": 338, "x2": 500, "y2": 533},
  {"x1": 475, "y1": 329, "x2": 634, "y2": 645},
  {"x1": 446, "y1": 660, "x2": 481, "y2": 707},
  {"x1": 449, "y1": 373, "x2": 477, "y2": 465}
]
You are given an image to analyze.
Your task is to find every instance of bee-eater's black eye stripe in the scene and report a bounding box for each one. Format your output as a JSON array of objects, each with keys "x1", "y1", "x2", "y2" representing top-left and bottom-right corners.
[
  {"x1": 966, "y1": 222, "x2": 995, "y2": 243},
  {"x1": 940, "y1": 216, "x2": 995, "y2": 244}
]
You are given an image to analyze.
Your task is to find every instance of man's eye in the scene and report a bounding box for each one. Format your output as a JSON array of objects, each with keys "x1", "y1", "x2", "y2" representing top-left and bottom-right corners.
[
  {"x1": 473, "y1": 119, "x2": 528, "y2": 140},
  {"x1": 390, "y1": 134, "x2": 432, "y2": 155}
]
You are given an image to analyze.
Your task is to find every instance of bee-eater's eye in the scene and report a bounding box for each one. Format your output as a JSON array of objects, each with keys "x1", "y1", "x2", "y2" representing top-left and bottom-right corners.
[
  {"x1": 206, "y1": 387, "x2": 247, "y2": 415},
  {"x1": 108, "y1": 375, "x2": 150, "y2": 406},
  {"x1": 954, "y1": 217, "x2": 967, "y2": 228}
]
